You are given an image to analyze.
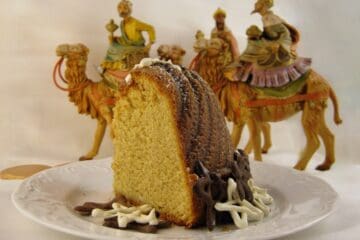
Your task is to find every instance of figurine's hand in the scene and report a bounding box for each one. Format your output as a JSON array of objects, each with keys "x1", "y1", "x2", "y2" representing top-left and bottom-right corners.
[
  {"x1": 271, "y1": 43, "x2": 280, "y2": 52},
  {"x1": 218, "y1": 32, "x2": 232, "y2": 43},
  {"x1": 217, "y1": 32, "x2": 226, "y2": 39},
  {"x1": 265, "y1": 41, "x2": 280, "y2": 53}
]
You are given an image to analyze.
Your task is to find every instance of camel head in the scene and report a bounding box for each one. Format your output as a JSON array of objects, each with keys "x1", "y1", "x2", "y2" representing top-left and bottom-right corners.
[
  {"x1": 56, "y1": 43, "x2": 89, "y2": 60},
  {"x1": 54, "y1": 44, "x2": 90, "y2": 86},
  {"x1": 194, "y1": 38, "x2": 230, "y2": 88},
  {"x1": 157, "y1": 44, "x2": 186, "y2": 65}
]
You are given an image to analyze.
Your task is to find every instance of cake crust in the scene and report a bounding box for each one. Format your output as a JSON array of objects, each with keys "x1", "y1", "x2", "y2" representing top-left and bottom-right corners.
[
  {"x1": 128, "y1": 65, "x2": 203, "y2": 226},
  {"x1": 112, "y1": 60, "x2": 251, "y2": 228}
]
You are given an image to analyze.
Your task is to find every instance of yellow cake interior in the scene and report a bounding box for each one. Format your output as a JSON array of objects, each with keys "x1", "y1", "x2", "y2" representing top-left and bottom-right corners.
[{"x1": 112, "y1": 74, "x2": 196, "y2": 226}]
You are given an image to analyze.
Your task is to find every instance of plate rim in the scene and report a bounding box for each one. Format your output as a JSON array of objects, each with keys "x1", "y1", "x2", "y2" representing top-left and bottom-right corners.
[{"x1": 12, "y1": 158, "x2": 339, "y2": 240}]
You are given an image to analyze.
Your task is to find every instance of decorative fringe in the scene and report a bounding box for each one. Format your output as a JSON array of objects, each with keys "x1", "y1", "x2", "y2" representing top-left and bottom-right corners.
[{"x1": 245, "y1": 58, "x2": 312, "y2": 88}]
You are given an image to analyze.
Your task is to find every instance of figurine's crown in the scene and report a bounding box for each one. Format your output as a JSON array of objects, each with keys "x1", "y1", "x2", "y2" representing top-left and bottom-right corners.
[
  {"x1": 256, "y1": 0, "x2": 274, "y2": 8},
  {"x1": 118, "y1": 0, "x2": 133, "y2": 9},
  {"x1": 213, "y1": 8, "x2": 227, "y2": 19}
]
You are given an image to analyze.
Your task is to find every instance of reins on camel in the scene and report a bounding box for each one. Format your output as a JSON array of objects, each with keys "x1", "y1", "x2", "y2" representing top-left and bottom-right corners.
[{"x1": 53, "y1": 57, "x2": 91, "y2": 92}]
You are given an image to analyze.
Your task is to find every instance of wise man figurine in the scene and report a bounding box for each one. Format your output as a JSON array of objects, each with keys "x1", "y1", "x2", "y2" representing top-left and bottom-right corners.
[
  {"x1": 250, "y1": 0, "x2": 300, "y2": 63},
  {"x1": 226, "y1": 0, "x2": 312, "y2": 88},
  {"x1": 101, "y1": 0, "x2": 156, "y2": 89},
  {"x1": 211, "y1": 8, "x2": 240, "y2": 64}
]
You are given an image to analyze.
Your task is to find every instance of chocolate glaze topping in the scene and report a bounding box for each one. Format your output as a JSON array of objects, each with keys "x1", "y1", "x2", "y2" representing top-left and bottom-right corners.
[
  {"x1": 146, "y1": 62, "x2": 234, "y2": 172},
  {"x1": 152, "y1": 62, "x2": 197, "y2": 157}
]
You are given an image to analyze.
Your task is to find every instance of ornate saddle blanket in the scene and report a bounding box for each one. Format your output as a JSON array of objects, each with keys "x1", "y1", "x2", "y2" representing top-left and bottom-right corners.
[
  {"x1": 101, "y1": 42, "x2": 148, "y2": 71},
  {"x1": 227, "y1": 57, "x2": 312, "y2": 89},
  {"x1": 102, "y1": 69, "x2": 129, "y2": 91},
  {"x1": 253, "y1": 70, "x2": 309, "y2": 98}
]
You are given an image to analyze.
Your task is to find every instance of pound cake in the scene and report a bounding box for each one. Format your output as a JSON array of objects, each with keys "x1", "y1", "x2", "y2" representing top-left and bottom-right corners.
[{"x1": 108, "y1": 58, "x2": 273, "y2": 229}]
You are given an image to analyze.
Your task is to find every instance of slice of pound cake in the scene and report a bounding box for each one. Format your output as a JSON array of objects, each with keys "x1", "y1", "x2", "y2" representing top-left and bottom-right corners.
[{"x1": 109, "y1": 59, "x2": 273, "y2": 230}]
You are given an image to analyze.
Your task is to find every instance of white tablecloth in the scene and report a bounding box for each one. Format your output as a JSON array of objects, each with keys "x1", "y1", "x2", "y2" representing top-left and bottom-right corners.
[
  {"x1": 1, "y1": 155, "x2": 360, "y2": 240},
  {"x1": 1, "y1": 0, "x2": 359, "y2": 239}
]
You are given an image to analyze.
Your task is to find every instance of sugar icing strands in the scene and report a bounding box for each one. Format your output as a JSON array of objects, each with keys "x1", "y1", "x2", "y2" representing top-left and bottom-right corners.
[
  {"x1": 215, "y1": 178, "x2": 273, "y2": 229},
  {"x1": 91, "y1": 203, "x2": 159, "y2": 228}
]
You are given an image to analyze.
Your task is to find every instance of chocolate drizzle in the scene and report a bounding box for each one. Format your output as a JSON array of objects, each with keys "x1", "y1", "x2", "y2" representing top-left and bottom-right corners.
[
  {"x1": 193, "y1": 161, "x2": 225, "y2": 230},
  {"x1": 74, "y1": 200, "x2": 114, "y2": 216},
  {"x1": 193, "y1": 149, "x2": 253, "y2": 230},
  {"x1": 181, "y1": 68, "x2": 203, "y2": 162},
  {"x1": 74, "y1": 199, "x2": 171, "y2": 234}
]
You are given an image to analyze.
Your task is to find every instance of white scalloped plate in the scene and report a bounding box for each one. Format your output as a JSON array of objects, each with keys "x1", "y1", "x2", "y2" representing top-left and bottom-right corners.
[{"x1": 12, "y1": 158, "x2": 338, "y2": 240}]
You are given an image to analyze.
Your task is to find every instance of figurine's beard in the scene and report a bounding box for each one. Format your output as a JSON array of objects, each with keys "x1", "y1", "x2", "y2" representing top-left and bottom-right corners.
[
  {"x1": 120, "y1": 11, "x2": 131, "y2": 18},
  {"x1": 216, "y1": 22, "x2": 225, "y2": 31}
]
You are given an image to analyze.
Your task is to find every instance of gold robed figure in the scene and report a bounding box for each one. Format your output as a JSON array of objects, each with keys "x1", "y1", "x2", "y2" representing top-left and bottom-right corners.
[
  {"x1": 53, "y1": 0, "x2": 156, "y2": 161},
  {"x1": 101, "y1": 0, "x2": 156, "y2": 90}
]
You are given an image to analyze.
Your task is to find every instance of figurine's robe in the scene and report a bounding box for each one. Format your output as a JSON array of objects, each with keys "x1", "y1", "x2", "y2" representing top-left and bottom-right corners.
[
  {"x1": 102, "y1": 17, "x2": 156, "y2": 71},
  {"x1": 211, "y1": 27, "x2": 240, "y2": 64},
  {"x1": 226, "y1": 11, "x2": 311, "y2": 88}
]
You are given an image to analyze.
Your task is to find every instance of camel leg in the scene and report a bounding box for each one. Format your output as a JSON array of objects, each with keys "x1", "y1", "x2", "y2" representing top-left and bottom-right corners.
[
  {"x1": 316, "y1": 113, "x2": 335, "y2": 171},
  {"x1": 244, "y1": 140, "x2": 253, "y2": 154},
  {"x1": 294, "y1": 105, "x2": 321, "y2": 170},
  {"x1": 294, "y1": 129, "x2": 320, "y2": 171},
  {"x1": 79, "y1": 119, "x2": 107, "y2": 161},
  {"x1": 231, "y1": 122, "x2": 245, "y2": 149},
  {"x1": 244, "y1": 122, "x2": 272, "y2": 154},
  {"x1": 103, "y1": 112, "x2": 114, "y2": 139},
  {"x1": 248, "y1": 119, "x2": 262, "y2": 161},
  {"x1": 261, "y1": 122, "x2": 272, "y2": 154}
]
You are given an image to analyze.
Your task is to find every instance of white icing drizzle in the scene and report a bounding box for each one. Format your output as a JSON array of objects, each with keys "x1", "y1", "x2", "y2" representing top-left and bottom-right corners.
[
  {"x1": 125, "y1": 74, "x2": 132, "y2": 85},
  {"x1": 248, "y1": 179, "x2": 273, "y2": 216},
  {"x1": 91, "y1": 203, "x2": 159, "y2": 228},
  {"x1": 125, "y1": 58, "x2": 182, "y2": 86},
  {"x1": 214, "y1": 178, "x2": 273, "y2": 229},
  {"x1": 134, "y1": 58, "x2": 182, "y2": 72}
]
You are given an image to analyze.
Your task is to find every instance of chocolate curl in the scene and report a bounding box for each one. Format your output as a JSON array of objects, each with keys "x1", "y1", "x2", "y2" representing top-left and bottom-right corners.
[
  {"x1": 193, "y1": 151, "x2": 254, "y2": 230},
  {"x1": 195, "y1": 176, "x2": 216, "y2": 230},
  {"x1": 193, "y1": 160, "x2": 216, "y2": 230}
]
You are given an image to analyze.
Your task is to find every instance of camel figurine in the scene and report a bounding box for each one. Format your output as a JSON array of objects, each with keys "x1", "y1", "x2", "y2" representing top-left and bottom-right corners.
[
  {"x1": 191, "y1": 37, "x2": 342, "y2": 171},
  {"x1": 54, "y1": 43, "x2": 118, "y2": 160},
  {"x1": 191, "y1": 35, "x2": 273, "y2": 155},
  {"x1": 191, "y1": 0, "x2": 342, "y2": 171},
  {"x1": 52, "y1": 1, "x2": 156, "y2": 160},
  {"x1": 157, "y1": 44, "x2": 186, "y2": 66}
]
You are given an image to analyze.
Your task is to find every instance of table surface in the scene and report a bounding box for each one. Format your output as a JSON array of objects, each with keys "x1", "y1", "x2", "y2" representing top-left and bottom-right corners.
[{"x1": 1, "y1": 154, "x2": 359, "y2": 240}]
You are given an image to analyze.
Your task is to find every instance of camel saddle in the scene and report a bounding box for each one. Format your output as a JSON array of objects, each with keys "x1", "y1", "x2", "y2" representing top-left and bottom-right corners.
[
  {"x1": 252, "y1": 70, "x2": 310, "y2": 98},
  {"x1": 225, "y1": 57, "x2": 312, "y2": 93},
  {"x1": 102, "y1": 69, "x2": 129, "y2": 91}
]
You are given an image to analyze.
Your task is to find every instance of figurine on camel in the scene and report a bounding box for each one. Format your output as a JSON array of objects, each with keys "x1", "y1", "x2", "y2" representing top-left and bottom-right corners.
[
  {"x1": 53, "y1": 0, "x2": 156, "y2": 160},
  {"x1": 191, "y1": 0, "x2": 342, "y2": 171}
]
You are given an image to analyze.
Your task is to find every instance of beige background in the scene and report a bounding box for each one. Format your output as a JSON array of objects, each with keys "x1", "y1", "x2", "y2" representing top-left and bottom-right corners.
[
  {"x1": 0, "y1": 1, "x2": 360, "y2": 239},
  {"x1": 0, "y1": 0, "x2": 359, "y2": 168}
]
